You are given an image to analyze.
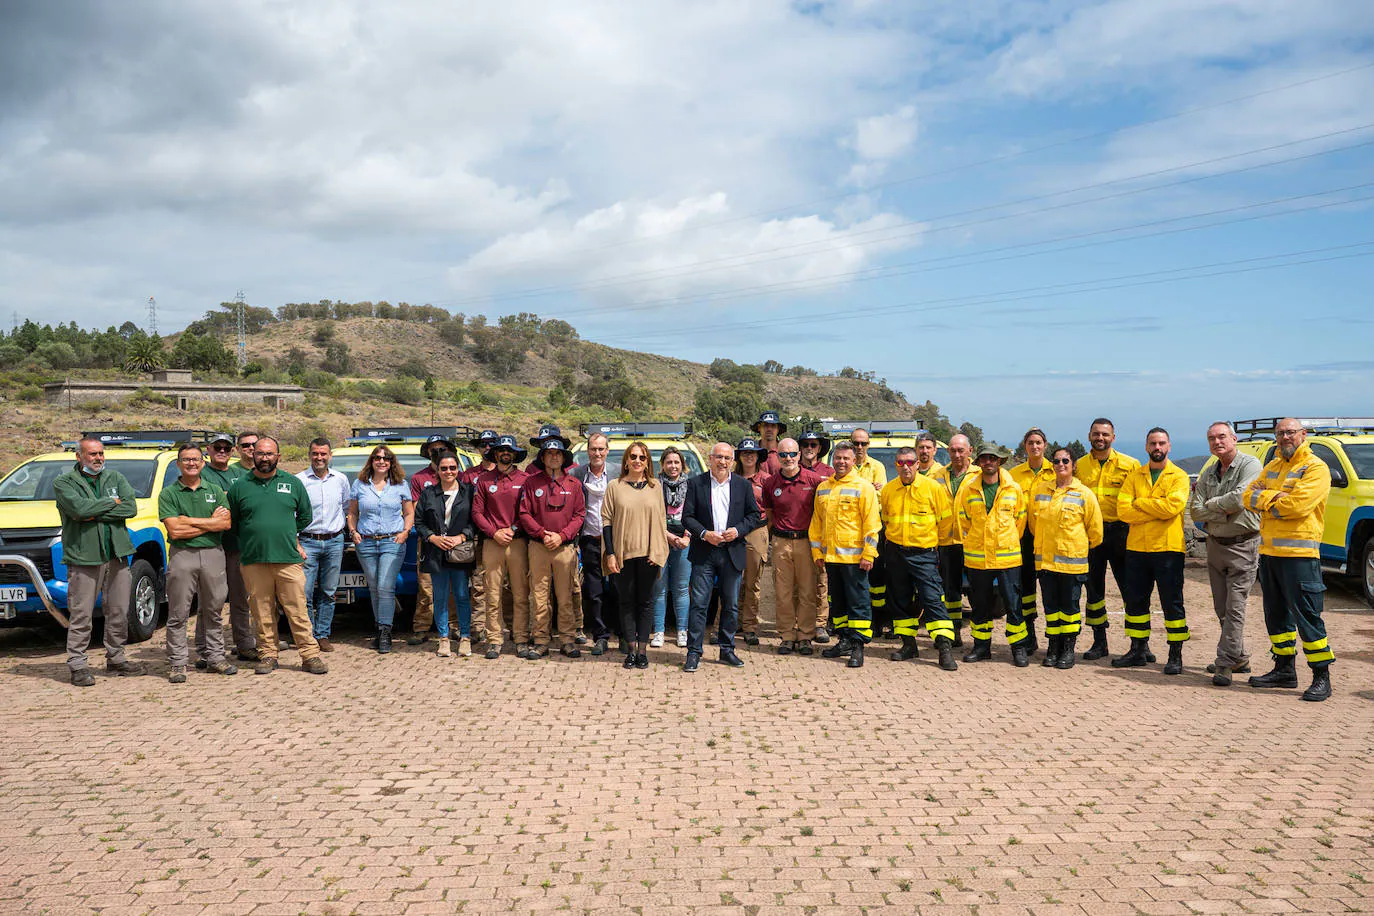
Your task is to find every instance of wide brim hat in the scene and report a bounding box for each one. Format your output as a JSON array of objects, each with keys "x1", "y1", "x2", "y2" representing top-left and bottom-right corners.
[
  {"x1": 492, "y1": 434, "x2": 529, "y2": 462},
  {"x1": 735, "y1": 437, "x2": 770, "y2": 458},
  {"x1": 469, "y1": 428, "x2": 500, "y2": 451},
  {"x1": 975, "y1": 443, "x2": 1012, "y2": 462},
  {"x1": 797, "y1": 429, "x2": 831, "y2": 459},
  {"x1": 751, "y1": 410, "x2": 787, "y2": 435},
  {"x1": 421, "y1": 435, "x2": 457, "y2": 459},
  {"x1": 534, "y1": 436, "x2": 575, "y2": 469},
  {"x1": 530, "y1": 424, "x2": 563, "y2": 448}
]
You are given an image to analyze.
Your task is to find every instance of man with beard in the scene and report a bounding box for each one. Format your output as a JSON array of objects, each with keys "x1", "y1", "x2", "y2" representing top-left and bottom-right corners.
[
  {"x1": 226, "y1": 437, "x2": 327, "y2": 676},
  {"x1": 955, "y1": 444, "x2": 1030, "y2": 667},
  {"x1": 760, "y1": 438, "x2": 823, "y2": 655},
  {"x1": 518, "y1": 435, "x2": 586, "y2": 659},
  {"x1": 1074, "y1": 418, "x2": 1141, "y2": 661},
  {"x1": 881, "y1": 446, "x2": 958, "y2": 670},
  {"x1": 53, "y1": 435, "x2": 145, "y2": 686},
  {"x1": 915, "y1": 432, "x2": 941, "y2": 476},
  {"x1": 752, "y1": 410, "x2": 786, "y2": 474},
  {"x1": 200, "y1": 432, "x2": 259, "y2": 663},
  {"x1": 1113, "y1": 428, "x2": 1191, "y2": 675},
  {"x1": 472, "y1": 435, "x2": 531, "y2": 659},
  {"x1": 1243, "y1": 418, "x2": 1335, "y2": 701}
]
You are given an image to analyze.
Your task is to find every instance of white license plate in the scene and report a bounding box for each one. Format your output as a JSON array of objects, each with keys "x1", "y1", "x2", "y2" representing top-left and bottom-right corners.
[
  {"x1": 339, "y1": 573, "x2": 368, "y2": 588},
  {"x1": 0, "y1": 586, "x2": 25, "y2": 603},
  {"x1": 0, "y1": 604, "x2": 15, "y2": 620}
]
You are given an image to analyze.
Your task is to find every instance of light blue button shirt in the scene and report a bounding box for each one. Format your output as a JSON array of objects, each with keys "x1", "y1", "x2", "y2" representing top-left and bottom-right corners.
[
  {"x1": 297, "y1": 467, "x2": 351, "y2": 535},
  {"x1": 350, "y1": 478, "x2": 413, "y2": 536}
]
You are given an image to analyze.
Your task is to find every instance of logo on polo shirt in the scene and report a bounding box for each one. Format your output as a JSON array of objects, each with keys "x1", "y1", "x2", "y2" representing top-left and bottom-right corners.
[
  {"x1": 205, "y1": 493, "x2": 217, "y2": 503},
  {"x1": 277, "y1": 482, "x2": 292, "y2": 494},
  {"x1": 535, "y1": 488, "x2": 544, "y2": 497},
  {"x1": 489, "y1": 485, "x2": 498, "y2": 493},
  {"x1": 774, "y1": 488, "x2": 782, "y2": 497}
]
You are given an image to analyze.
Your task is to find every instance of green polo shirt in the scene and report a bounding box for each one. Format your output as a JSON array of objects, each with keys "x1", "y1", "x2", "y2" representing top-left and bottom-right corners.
[
  {"x1": 158, "y1": 477, "x2": 228, "y2": 549},
  {"x1": 203, "y1": 463, "x2": 247, "y2": 551},
  {"x1": 227, "y1": 470, "x2": 313, "y2": 566}
]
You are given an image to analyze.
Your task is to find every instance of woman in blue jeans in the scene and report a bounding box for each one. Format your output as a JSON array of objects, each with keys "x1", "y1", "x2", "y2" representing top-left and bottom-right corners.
[
  {"x1": 652, "y1": 447, "x2": 692, "y2": 648},
  {"x1": 415, "y1": 451, "x2": 476, "y2": 658},
  {"x1": 347, "y1": 445, "x2": 414, "y2": 654}
]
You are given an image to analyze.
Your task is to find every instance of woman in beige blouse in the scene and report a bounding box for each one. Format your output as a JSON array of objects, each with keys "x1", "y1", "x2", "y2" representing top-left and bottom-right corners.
[{"x1": 602, "y1": 440, "x2": 669, "y2": 670}]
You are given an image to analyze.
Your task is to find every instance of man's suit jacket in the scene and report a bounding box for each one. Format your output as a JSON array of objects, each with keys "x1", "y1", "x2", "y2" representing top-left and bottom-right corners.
[{"x1": 683, "y1": 472, "x2": 763, "y2": 571}]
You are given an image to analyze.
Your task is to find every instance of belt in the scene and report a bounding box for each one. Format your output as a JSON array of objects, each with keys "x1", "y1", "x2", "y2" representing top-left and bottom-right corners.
[
  {"x1": 1210, "y1": 531, "x2": 1259, "y2": 546},
  {"x1": 771, "y1": 528, "x2": 808, "y2": 539},
  {"x1": 300, "y1": 530, "x2": 344, "y2": 541},
  {"x1": 361, "y1": 531, "x2": 403, "y2": 540},
  {"x1": 892, "y1": 543, "x2": 937, "y2": 554}
]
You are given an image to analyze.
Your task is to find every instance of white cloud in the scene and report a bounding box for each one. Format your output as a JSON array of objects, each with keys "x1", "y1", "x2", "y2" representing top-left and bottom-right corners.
[{"x1": 842, "y1": 105, "x2": 918, "y2": 186}]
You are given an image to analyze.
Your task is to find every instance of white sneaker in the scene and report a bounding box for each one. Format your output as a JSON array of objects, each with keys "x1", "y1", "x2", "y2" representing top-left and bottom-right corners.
[
  {"x1": 650, "y1": 632, "x2": 664, "y2": 648},
  {"x1": 676, "y1": 631, "x2": 688, "y2": 648}
]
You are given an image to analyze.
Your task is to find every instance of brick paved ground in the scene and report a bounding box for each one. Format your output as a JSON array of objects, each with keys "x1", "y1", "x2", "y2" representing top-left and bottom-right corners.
[{"x1": 1, "y1": 564, "x2": 1371, "y2": 915}]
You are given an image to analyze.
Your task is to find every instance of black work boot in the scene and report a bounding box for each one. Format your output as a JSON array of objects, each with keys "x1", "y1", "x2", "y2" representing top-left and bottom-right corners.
[
  {"x1": 1056, "y1": 632, "x2": 1078, "y2": 669},
  {"x1": 1163, "y1": 643, "x2": 1184, "y2": 675},
  {"x1": 1249, "y1": 655, "x2": 1299, "y2": 689},
  {"x1": 952, "y1": 619, "x2": 965, "y2": 647},
  {"x1": 1023, "y1": 617, "x2": 1039, "y2": 657},
  {"x1": 935, "y1": 636, "x2": 958, "y2": 671},
  {"x1": 1081, "y1": 625, "x2": 1110, "y2": 660},
  {"x1": 1010, "y1": 643, "x2": 1029, "y2": 667},
  {"x1": 847, "y1": 643, "x2": 865, "y2": 668},
  {"x1": 889, "y1": 636, "x2": 919, "y2": 662},
  {"x1": 377, "y1": 625, "x2": 392, "y2": 655},
  {"x1": 1300, "y1": 666, "x2": 1332, "y2": 702},
  {"x1": 821, "y1": 636, "x2": 853, "y2": 659},
  {"x1": 1042, "y1": 634, "x2": 1061, "y2": 668},
  {"x1": 962, "y1": 639, "x2": 991, "y2": 663},
  {"x1": 1111, "y1": 637, "x2": 1151, "y2": 668}
]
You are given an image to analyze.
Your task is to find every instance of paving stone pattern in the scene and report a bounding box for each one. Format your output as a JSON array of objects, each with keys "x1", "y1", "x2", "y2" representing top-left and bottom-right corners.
[{"x1": 1, "y1": 565, "x2": 1372, "y2": 915}]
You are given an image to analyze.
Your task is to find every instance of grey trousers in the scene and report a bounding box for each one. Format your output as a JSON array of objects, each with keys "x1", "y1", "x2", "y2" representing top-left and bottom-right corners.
[
  {"x1": 1206, "y1": 535, "x2": 1259, "y2": 668},
  {"x1": 167, "y1": 546, "x2": 228, "y2": 666},
  {"x1": 66, "y1": 560, "x2": 130, "y2": 671},
  {"x1": 196, "y1": 548, "x2": 256, "y2": 655}
]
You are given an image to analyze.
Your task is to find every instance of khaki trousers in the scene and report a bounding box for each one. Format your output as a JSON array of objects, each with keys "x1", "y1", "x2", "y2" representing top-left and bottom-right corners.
[
  {"x1": 167, "y1": 546, "x2": 228, "y2": 666},
  {"x1": 197, "y1": 549, "x2": 256, "y2": 655},
  {"x1": 815, "y1": 564, "x2": 830, "y2": 632},
  {"x1": 66, "y1": 560, "x2": 130, "y2": 671},
  {"x1": 528, "y1": 541, "x2": 578, "y2": 646},
  {"x1": 1207, "y1": 535, "x2": 1259, "y2": 668},
  {"x1": 240, "y1": 562, "x2": 320, "y2": 661},
  {"x1": 739, "y1": 525, "x2": 769, "y2": 633},
  {"x1": 481, "y1": 539, "x2": 529, "y2": 646},
  {"x1": 771, "y1": 536, "x2": 819, "y2": 641}
]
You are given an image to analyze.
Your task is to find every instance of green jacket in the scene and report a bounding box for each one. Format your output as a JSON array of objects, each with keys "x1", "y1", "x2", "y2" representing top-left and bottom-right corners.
[{"x1": 53, "y1": 465, "x2": 137, "y2": 566}]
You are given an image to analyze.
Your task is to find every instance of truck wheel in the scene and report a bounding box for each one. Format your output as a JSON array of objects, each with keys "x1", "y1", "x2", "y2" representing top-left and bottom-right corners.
[
  {"x1": 126, "y1": 558, "x2": 160, "y2": 643},
  {"x1": 1361, "y1": 539, "x2": 1374, "y2": 609}
]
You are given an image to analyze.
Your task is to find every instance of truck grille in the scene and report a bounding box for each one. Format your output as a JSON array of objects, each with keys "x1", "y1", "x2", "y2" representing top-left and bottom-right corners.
[{"x1": 0, "y1": 552, "x2": 55, "y2": 584}]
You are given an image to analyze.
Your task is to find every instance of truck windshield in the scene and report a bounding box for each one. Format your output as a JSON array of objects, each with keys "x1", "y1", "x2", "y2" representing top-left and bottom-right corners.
[
  {"x1": 0, "y1": 459, "x2": 160, "y2": 500},
  {"x1": 1342, "y1": 444, "x2": 1374, "y2": 479}
]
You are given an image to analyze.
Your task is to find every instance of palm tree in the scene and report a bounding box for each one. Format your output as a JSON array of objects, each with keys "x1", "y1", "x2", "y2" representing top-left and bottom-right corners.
[{"x1": 123, "y1": 334, "x2": 166, "y2": 373}]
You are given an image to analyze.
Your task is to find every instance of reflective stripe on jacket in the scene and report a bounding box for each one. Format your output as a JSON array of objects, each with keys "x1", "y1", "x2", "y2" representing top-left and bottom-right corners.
[
  {"x1": 1243, "y1": 443, "x2": 1331, "y2": 558},
  {"x1": 1029, "y1": 478, "x2": 1104, "y2": 573},
  {"x1": 955, "y1": 468, "x2": 1027, "y2": 570},
  {"x1": 1117, "y1": 461, "x2": 1189, "y2": 553},
  {"x1": 878, "y1": 475, "x2": 953, "y2": 549},
  {"x1": 1074, "y1": 449, "x2": 1140, "y2": 522},
  {"x1": 1009, "y1": 460, "x2": 1055, "y2": 509},
  {"x1": 809, "y1": 469, "x2": 882, "y2": 564},
  {"x1": 928, "y1": 463, "x2": 972, "y2": 545}
]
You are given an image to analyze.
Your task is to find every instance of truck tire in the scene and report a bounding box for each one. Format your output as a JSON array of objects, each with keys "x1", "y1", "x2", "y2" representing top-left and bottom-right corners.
[
  {"x1": 126, "y1": 558, "x2": 161, "y2": 643},
  {"x1": 1361, "y1": 538, "x2": 1374, "y2": 610}
]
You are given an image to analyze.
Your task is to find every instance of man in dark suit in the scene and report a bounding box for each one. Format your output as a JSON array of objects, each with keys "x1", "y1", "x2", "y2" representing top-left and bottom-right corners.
[{"x1": 682, "y1": 442, "x2": 763, "y2": 672}]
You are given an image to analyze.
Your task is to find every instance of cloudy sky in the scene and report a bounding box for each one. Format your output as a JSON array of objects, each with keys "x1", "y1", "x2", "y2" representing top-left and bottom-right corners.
[{"x1": 4, "y1": 0, "x2": 1373, "y2": 457}]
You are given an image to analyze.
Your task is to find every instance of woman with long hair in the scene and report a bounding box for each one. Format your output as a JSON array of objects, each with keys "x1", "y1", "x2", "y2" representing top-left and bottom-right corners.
[
  {"x1": 601, "y1": 441, "x2": 668, "y2": 669},
  {"x1": 735, "y1": 437, "x2": 771, "y2": 645},
  {"x1": 652, "y1": 446, "x2": 692, "y2": 648},
  {"x1": 415, "y1": 451, "x2": 476, "y2": 658},
  {"x1": 348, "y1": 444, "x2": 414, "y2": 654}
]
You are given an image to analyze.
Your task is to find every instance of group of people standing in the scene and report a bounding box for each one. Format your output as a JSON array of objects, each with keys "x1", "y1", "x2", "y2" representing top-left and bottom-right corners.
[{"x1": 54, "y1": 413, "x2": 1336, "y2": 701}]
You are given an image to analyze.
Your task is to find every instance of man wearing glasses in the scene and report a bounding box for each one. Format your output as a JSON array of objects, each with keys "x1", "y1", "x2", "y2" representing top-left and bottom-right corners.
[
  {"x1": 682, "y1": 443, "x2": 763, "y2": 672},
  {"x1": 159, "y1": 443, "x2": 235, "y2": 682},
  {"x1": 201, "y1": 432, "x2": 259, "y2": 662},
  {"x1": 472, "y1": 435, "x2": 531, "y2": 659},
  {"x1": 812, "y1": 442, "x2": 883, "y2": 668},
  {"x1": 881, "y1": 446, "x2": 958, "y2": 670},
  {"x1": 760, "y1": 438, "x2": 824, "y2": 655},
  {"x1": 1243, "y1": 418, "x2": 1335, "y2": 701}
]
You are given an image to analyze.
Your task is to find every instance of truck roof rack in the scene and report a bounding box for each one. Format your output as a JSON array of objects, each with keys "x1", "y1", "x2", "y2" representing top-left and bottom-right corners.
[
  {"x1": 346, "y1": 425, "x2": 480, "y2": 446},
  {"x1": 577, "y1": 421, "x2": 693, "y2": 438},
  {"x1": 818, "y1": 420, "x2": 927, "y2": 435},
  {"x1": 1234, "y1": 417, "x2": 1374, "y2": 439},
  {"x1": 63, "y1": 430, "x2": 214, "y2": 451}
]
